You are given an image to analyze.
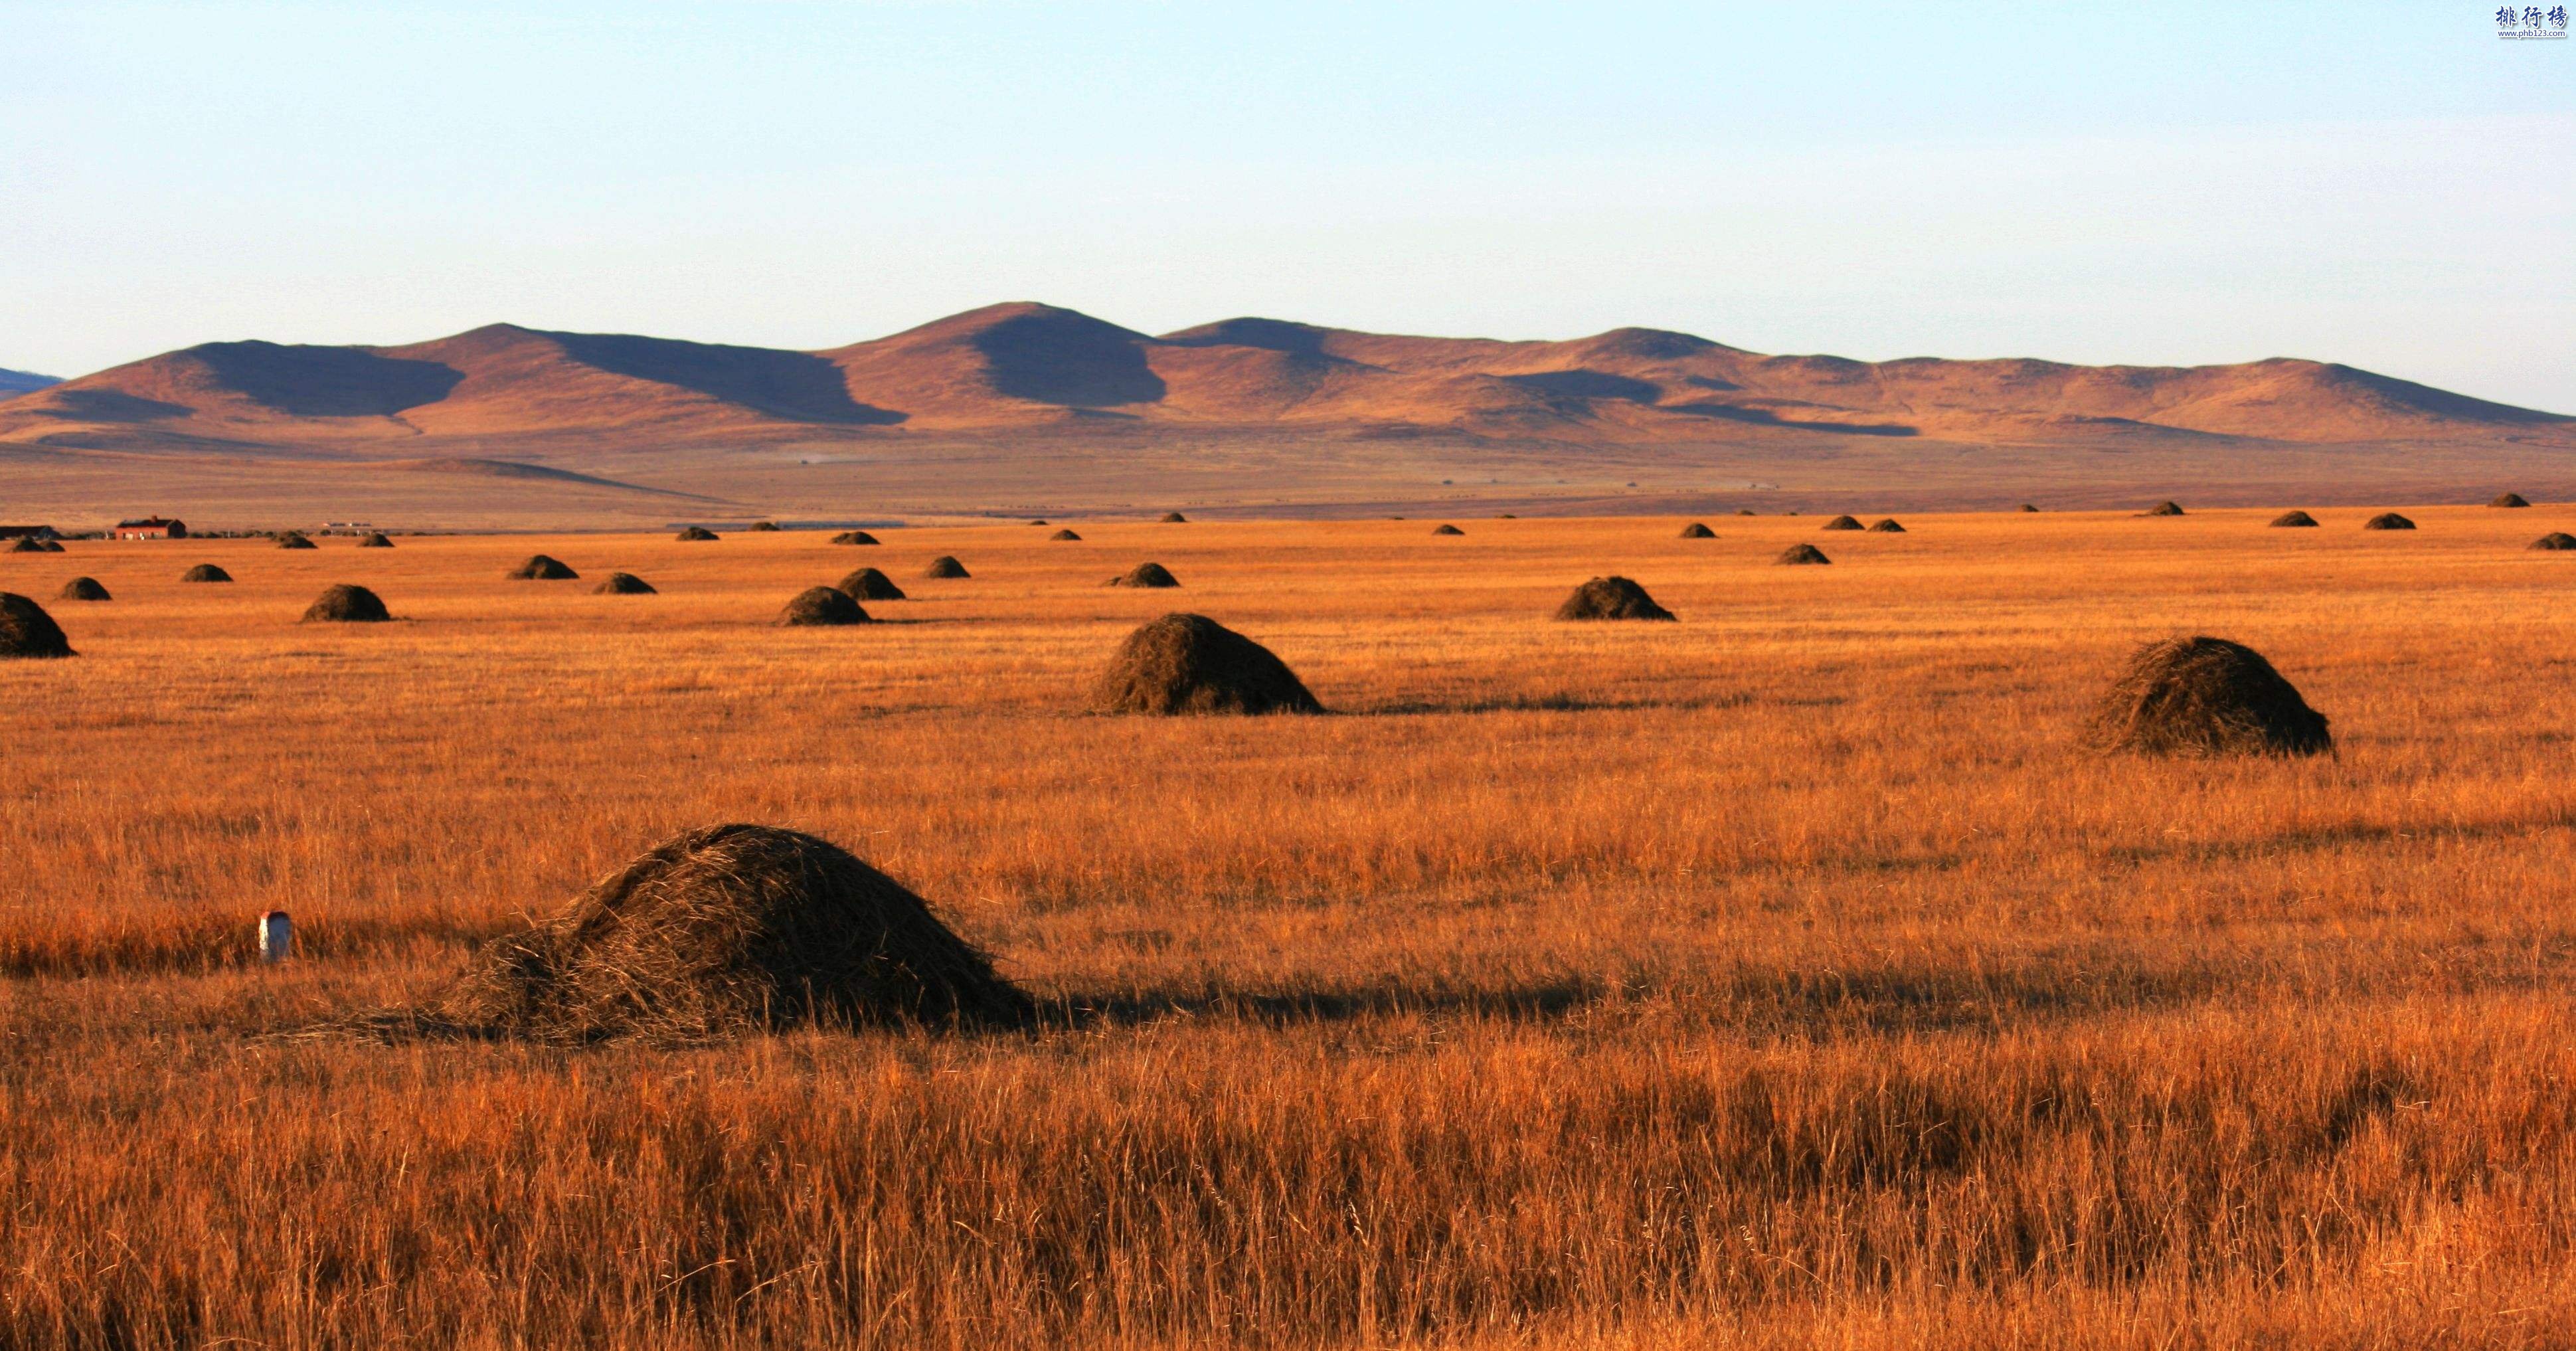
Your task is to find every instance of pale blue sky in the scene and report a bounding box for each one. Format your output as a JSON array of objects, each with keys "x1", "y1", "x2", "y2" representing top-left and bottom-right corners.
[{"x1": 4, "y1": 1, "x2": 2570, "y2": 410}]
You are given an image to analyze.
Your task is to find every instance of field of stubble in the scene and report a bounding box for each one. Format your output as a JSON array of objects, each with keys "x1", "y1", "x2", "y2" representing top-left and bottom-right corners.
[{"x1": 7, "y1": 506, "x2": 2576, "y2": 1348}]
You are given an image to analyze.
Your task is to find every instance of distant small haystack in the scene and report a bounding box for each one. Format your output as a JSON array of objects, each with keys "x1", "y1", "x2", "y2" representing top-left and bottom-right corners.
[
  {"x1": 749, "y1": 521, "x2": 782, "y2": 532},
  {"x1": 2492, "y1": 493, "x2": 2532, "y2": 508},
  {"x1": 1432, "y1": 523, "x2": 1465, "y2": 535},
  {"x1": 1554, "y1": 576, "x2": 1675, "y2": 621},
  {"x1": 2528, "y1": 533, "x2": 2576, "y2": 551},
  {"x1": 276, "y1": 531, "x2": 317, "y2": 549},
  {"x1": 2142, "y1": 501, "x2": 2186, "y2": 517},
  {"x1": 509, "y1": 555, "x2": 580, "y2": 579},
  {"x1": 357, "y1": 533, "x2": 394, "y2": 548},
  {"x1": 1050, "y1": 528, "x2": 1083, "y2": 541},
  {"x1": 181, "y1": 563, "x2": 232, "y2": 583},
  {"x1": 1677, "y1": 522, "x2": 1716, "y2": 539},
  {"x1": 2087, "y1": 636, "x2": 2330, "y2": 757},
  {"x1": 303, "y1": 584, "x2": 389, "y2": 623},
  {"x1": 2018, "y1": 503, "x2": 2041, "y2": 512},
  {"x1": 837, "y1": 567, "x2": 906, "y2": 600},
  {"x1": 56, "y1": 577, "x2": 110, "y2": 602},
  {"x1": 830, "y1": 530, "x2": 879, "y2": 545},
  {"x1": 1867, "y1": 517, "x2": 1906, "y2": 533},
  {"x1": 1108, "y1": 562, "x2": 1180, "y2": 588},
  {"x1": 7, "y1": 539, "x2": 44, "y2": 554},
  {"x1": 1735, "y1": 509, "x2": 1757, "y2": 516},
  {"x1": 2270, "y1": 511, "x2": 2319, "y2": 527},
  {"x1": 780, "y1": 586, "x2": 868, "y2": 626},
  {"x1": 594, "y1": 572, "x2": 657, "y2": 594},
  {"x1": 37, "y1": 540, "x2": 64, "y2": 553},
  {"x1": 0, "y1": 593, "x2": 74, "y2": 658},
  {"x1": 1776, "y1": 543, "x2": 1832, "y2": 565},
  {"x1": 1091, "y1": 613, "x2": 1323, "y2": 715},
  {"x1": 2362, "y1": 512, "x2": 2416, "y2": 531},
  {"x1": 1820, "y1": 515, "x2": 1863, "y2": 531},
  {"x1": 1161, "y1": 511, "x2": 1189, "y2": 523},
  {"x1": 426, "y1": 823, "x2": 1028, "y2": 1040},
  {"x1": 922, "y1": 556, "x2": 970, "y2": 579},
  {"x1": 676, "y1": 526, "x2": 719, "y2": 541}
]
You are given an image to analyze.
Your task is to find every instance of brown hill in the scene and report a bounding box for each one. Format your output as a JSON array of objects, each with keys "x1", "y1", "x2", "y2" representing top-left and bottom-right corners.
[{"x1": 4, "y1": 304, "x2": 2568, "y2": 526}]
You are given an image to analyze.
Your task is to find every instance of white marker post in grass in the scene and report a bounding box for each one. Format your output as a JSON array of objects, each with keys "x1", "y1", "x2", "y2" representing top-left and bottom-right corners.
[{"x1": 258, "y1": 910, "x2": 292, "y2": 964}]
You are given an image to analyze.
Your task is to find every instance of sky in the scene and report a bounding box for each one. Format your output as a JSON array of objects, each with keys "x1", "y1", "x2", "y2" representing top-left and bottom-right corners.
[{"x1": 4, "y1": 0, "x2": 2571, "y2": 411}]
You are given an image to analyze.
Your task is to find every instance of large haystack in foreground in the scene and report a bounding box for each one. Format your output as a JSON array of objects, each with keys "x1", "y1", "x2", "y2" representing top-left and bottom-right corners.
[
  {"x1": 2271, "y1": 511, "x2": 2319, "y2": 527},
  {"x1": 780, "y1": 586, "x2": 869, "y2": 626},
  {"x1": 2086, "y1": 636, "x2": 2331, "y2": 758},
  {"x1": 181, "y1": 563, "x2": 232, "y2": 583},
  {"x1": 303, "y1": 585, "x2": 390, "y2": 622},
  {"x1": 1091, "y1": 613, "x2": 1323, "y2": 715},
  {"x1": 2362, "y1": 512, "x2": 2416, "y2": 531},
  {"x1": 837, "y1": 567, "x2": 906, "y2": 600},
  {"x1": 509, "y1": 554, "x2": 580, "y2": 579},
  {"x1": 0, "y1": 593, "x2": 74, "y2": 658},
  {"x1": 1776, "y1": 543, "x2": 1832, "y2": 565},
  {"x1": 1554, "y1": 576, "x2": 1675, "y2": 621},
  {"x1": 1677, "y1": 522, "x2": 1716, "y2": 539},
  {"x1": 56, "y1": 577, "x2": 110, "y2": 602},
  {"x1": 428, "y1": 824, "x2": 1027, "y2": 1041}
]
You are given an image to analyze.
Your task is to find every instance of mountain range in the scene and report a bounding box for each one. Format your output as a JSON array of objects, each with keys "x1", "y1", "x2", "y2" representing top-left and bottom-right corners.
[{"x1": 2, "y1": 304, "x2": 2569, "y2": 525}]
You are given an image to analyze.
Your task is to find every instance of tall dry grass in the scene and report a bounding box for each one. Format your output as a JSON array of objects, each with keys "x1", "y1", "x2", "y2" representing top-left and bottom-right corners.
[{"x1": 5, "y1": 507, "x2": 2576, "y2": 1346}]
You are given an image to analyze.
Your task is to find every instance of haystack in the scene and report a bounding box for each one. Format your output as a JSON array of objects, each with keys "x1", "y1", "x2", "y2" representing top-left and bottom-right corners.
[
  {"x1": 426, "y1": 824, "x2": 1027, "y2": 1040},
  {"x1": 1161, "y1": 511, "x2": 1189, "y2": 523},
  {"x1": 2270, "y1": 511, "x2": 2319, "y2": 527},
  {"x1": 830, "y1": 530, "x2": 880, "y2": 545},
  {"x1": 594, "y1": 572, "x2": 657, "y2": 594},
  {"x1": 276, "y1": 531, "x2": 317, "y2": 549},
  {"x1": 1432, "y1": 523, "x2": 1465, "y2": 535},
  {"x1": 7, "y1": 538, "x2": 43, "y2": 554},
  {"x1": 922, "y1": 556, "x2": 970, "y2": 579},
  {"x1": 37, "y1": 540, "x2": 64, "y2": 553},
  {"x1": 1090, "y1": 613, "x2": 1323, "y2": 715},
  {"x1": 357, "y1": 533, "x2": 394, "y2": 548},
  {"x1": 2492, "y1": 494, "x2": 2532, "y2": 508},
  {"x1": 1867, "y1": 517, "x2": 1906, "y2": 533},
  {"x1": 837, "y1": 567, "x2": 906, "y2": 600},
  {"x1": 0, "y1": 594, "x2": 73, "y2": 658},
  {"x1": 1678, "y1": 522, "x2": 1716, "y2": 539},
  {"x1": 1554, "y1": 576, "x2": 1675, "y2": 621},
  {"x1": 509, "y1": 555, "x2": 579, "y2": 579},
  {"x1": 2362, "y1": 512, "x2": 2415, "y2": 531},
  {"x1": 1050, "y1": 528, "x2": 1083, "y2": 541},
  {"x1": 56, "y1": 577, "x2": 110, "y2": 602},
  {"x1": 1776, "y1": 543, "x2": 1832, "y2": 565},
  {"x1": 1821, "y1": 515, "x2": 1863, "y2": 531},
  {"x1": 1108, "y1": 562, "x2": 1179, "y2": 588},
  {"x1": 302, "y1": 584, "x2": 389, "y2": 623},
  {"x1": 1735, "y1": 509, "x2": 1757, "y2": 516},
  {"x1": 676, "y1": 526, "x2": 719, "y2": 541},
  {"x1": 750, "y1": 521, "x2": 782, "y2": 532},
  {"x1": 2528, "y1": 533, "x2": 2576, "y2": 551},
  {"x1": 2085, "y1": 636, "x2": 2330, "y2": 758},
  {"x1": 181, "y1": 563, "x2": 232, "y2": 583},
  {"x1": 2142, "y1": 501, "x2": 2186, "y2": 517},
  {"x1": 780, "y1": 586, "x2": 868, "y2": 626},
  {"x1": 2019, "y1": 503, "x2": 2041, "y2": 512}
]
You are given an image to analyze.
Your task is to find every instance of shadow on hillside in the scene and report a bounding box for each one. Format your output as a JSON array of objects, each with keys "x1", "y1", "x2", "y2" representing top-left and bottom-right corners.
[
  {"x1": 554, "y1": 333, "x2": 906, "y2": 425},
  {"x1": 197, "y1": 342, "x2": 466, "y2": 416},
  {"x1": 1670, "y1": 401, "x2": 1918, "y2": 436}
]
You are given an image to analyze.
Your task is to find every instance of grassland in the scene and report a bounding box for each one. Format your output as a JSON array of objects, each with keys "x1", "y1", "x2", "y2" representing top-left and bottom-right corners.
[{"x1": 5, "y1": 507, "x2": 2576, "y2": 1347}]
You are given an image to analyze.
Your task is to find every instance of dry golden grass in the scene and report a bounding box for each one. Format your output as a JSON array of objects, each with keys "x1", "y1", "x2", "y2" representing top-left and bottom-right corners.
[{"x1": 6, "y1": 507, "x2": 2576, "y2": 1347}]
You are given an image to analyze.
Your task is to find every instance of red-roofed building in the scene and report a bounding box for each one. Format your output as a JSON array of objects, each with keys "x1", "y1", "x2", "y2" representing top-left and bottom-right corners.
[{"x1": 109, "y1": 517, "x2": 186, "y2": 540}]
